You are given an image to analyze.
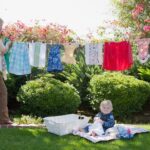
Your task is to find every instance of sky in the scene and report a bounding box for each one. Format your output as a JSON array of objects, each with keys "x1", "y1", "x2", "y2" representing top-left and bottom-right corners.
[{"x1": 0, "y1": 0, "x2": 114, "y2": 37}]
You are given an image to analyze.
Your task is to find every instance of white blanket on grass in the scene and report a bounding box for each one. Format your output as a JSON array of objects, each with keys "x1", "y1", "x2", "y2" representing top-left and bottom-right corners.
[{"x1": 72, "y1": 124, "x2": 149, "y2": 143}]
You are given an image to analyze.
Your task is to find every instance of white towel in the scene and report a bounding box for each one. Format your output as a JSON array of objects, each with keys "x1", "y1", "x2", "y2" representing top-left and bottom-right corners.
[
  {"x1": 29, "y1": 42, "x2": 47, "y2": 68},
  {"x1": 85, "y1": 43, "x2": 103, "y2": 65},
  {"x1": 88, "y1": 122, "x2": 104, "y2": 136}
]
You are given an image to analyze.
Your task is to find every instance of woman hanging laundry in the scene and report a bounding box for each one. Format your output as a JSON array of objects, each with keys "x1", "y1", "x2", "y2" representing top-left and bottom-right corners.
[
  {"x1": 47, "y1": 44, "x2": 63, "y2": 72},
  {"x1": 103, "y1": 41, "x2": 133, "y2": 71},
  {"x1": 9, "y1": 42, "x2": 31, "y2": 75},
  {"x1": 0, "y1": 18, "x2": 12, "y2": 124}
]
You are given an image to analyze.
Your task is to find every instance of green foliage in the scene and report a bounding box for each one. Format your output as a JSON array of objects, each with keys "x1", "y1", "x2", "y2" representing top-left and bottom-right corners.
[
  {"x1": 5, "y1": 74, "x2": 28, "y2": 109},
  {"x1": 89, "y1": 72, "x2": 150, "y2": 117},
  {"x1": 13, "y1": 115, "x2": 42, "y2": 124},
  {"x1": 17, "y1": 74, "x2": 81, "y2": 117},
  {"x1": 5, "y1": 68, "x2": 47, "y2": 110},
  {"x1": 112, "y1": 0, "x2": 150, "y2": 38},
  {"x1": 59, "y1": 48, "x2": 102, "y2": 105},
  {"x1": 138, "y1": 62, "x2": 150, "y2": 82}
]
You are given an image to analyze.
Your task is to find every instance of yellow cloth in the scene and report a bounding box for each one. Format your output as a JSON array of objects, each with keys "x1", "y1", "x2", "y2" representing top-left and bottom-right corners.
[{"x1": 62, "y1": 43, "x2": 77, "y2": 64}]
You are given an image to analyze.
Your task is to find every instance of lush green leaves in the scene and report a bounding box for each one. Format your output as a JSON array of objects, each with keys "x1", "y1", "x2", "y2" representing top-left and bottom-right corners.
[
  {"x1": 17, "y1": 74, "x2": 81, "y2": 117},
  {"x1": 89, "y1": 72, "x2": 150, "y2": 117},
  {"x1": 59, "y1": 49, "x2": 102, "y2": 105}
]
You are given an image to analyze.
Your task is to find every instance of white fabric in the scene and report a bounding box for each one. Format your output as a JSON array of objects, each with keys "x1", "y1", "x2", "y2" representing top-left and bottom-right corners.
[
  {"x1": 137, "y1": 54, "x2": 150, "y2": 64},
  {"x1": 88, "y1": 122, "x2": 104, "y2": 136},
  {"x1": 29, "y1": 42, "x2": 47, "y2": 68},
  {"x1": 39, "y1": 43, "x2": 47, "y2": 67},
  {"x1": 85, "y1": 43, "x2": 103, "y2": 65},
  {"x1": 72, "y1": 124, "x2": 149, "y2": 143},
  {"x1": 44, "y1": 114, "x2": 90, "y2": 136},
  {"x1": 29, "y1": 43, "x2": 35, "y2": 67}
]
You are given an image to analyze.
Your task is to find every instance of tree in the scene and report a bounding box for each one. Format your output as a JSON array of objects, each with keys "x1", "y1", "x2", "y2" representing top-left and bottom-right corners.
[
  {"x1": 2, "y1": 20, "x2": 77, "y2": 43},
  {"x1": 112, "y1": 0, "x2": 150, "y2": 39}
]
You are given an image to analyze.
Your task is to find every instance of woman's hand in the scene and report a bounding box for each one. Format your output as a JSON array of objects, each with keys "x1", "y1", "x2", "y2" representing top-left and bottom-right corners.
[
  {"x1": 98, "y1": 119, "x2": 104, "y2": 124},
  {"x1": 6, "y1": 41, "x2": 13, "y2": 49},
  {"x1": 94, "y1": 117, "x2": 100, "y2": 122},
  {"x1": 1, "y1": 47, "x2": 6, "y2": 55},
  {"x1": 94, "y1": 117, "x2": 104, "y2": 124}
]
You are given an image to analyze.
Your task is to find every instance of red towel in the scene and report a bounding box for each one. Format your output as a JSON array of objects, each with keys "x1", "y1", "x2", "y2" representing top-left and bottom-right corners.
[{"x1": 103, "y1": 41, "x2": 133, "y2": 71}]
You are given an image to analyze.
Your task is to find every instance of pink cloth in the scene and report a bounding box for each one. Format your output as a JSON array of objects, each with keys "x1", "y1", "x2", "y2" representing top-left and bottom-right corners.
[
  {"x1": 136, "y1": 38, "x2": 150, "y2": 63},
  {"x1": 103, "y1": 41, "x2": 133, "y2": 71}
]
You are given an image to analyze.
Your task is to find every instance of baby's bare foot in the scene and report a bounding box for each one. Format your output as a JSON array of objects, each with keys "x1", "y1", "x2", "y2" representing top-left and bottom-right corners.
[{"x1": 79, "y1": 128, "x2": 84, "y2": 132}]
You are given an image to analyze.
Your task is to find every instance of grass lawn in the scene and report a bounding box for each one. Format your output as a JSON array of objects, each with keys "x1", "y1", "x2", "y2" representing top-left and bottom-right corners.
[{"x1": 0, "y1": 125, "x2": 149, "y2": 150}]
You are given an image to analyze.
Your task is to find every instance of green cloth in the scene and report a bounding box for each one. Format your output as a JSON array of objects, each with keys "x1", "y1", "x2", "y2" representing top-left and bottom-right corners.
[{"x1": 34, "y1": 43, "x2": 41, "y2": 66}]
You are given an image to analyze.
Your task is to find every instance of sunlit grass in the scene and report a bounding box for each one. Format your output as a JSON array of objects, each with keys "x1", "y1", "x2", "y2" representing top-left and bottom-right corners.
[{"x1": 0, "y1": 125, "x2": 149, "y2": 150}]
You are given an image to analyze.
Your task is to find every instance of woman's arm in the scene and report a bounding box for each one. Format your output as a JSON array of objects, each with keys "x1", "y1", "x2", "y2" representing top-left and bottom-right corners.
[
  {"x1": 0, "y1": 39, "x2": 12, "y2": 55},
  {"x1": 0, "y1": 39, "x2": 6, "y2": 55}
]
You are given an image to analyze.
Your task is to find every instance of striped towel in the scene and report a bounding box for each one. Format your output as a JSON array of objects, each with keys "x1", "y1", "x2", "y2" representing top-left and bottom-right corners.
[{"x1": 29, "y1": 42, "x2": 47, "y2": 68}]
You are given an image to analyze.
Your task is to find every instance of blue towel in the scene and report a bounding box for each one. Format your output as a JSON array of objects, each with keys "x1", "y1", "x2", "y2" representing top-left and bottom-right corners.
[
  {"x1": 47, "y1": 44, "x2": 63, "y2": 72},
  {"x1": 9, "y1": 42, "x2": 31, "y2": 75}
]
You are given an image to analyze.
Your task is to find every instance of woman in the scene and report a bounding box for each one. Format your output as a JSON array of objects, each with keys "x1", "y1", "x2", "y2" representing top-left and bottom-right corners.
[{"x1": 0, "y1": 18, "x2": 12, "y2": 124}]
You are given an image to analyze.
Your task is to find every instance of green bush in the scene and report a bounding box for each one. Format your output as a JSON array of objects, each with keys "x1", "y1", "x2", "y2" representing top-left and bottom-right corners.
[
  {"x1": 17, "y1": 74, "x2": 81, "y2": 117},
  {"x1": 5, "y1": 68, "x2": 47, "y2": 111},
  {"x1": 89, "y1": 72, "x2": 150, "y2": 117},
  {"x1": 59, "y1": 48, "x2": 102, "y2": 107}
]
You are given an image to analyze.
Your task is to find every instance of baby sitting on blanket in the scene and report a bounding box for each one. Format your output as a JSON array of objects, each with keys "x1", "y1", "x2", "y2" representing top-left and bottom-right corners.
[{"x1": 81, "y1": 100, "x2": 115, "y2": 137}]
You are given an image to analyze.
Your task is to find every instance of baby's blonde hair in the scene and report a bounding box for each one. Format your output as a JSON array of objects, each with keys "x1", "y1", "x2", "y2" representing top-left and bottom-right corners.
[{"x1": 100, "y1": 100, "x2": 113, "y2": 111}]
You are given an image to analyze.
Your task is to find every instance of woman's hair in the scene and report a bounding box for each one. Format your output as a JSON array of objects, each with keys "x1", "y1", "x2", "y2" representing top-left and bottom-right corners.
[
  {"x1": 100, "y1": 100, "x2": 113, "y2": 111},
  {"x1": 0, "y1": 18, "x2": 4, "y2": 27}
]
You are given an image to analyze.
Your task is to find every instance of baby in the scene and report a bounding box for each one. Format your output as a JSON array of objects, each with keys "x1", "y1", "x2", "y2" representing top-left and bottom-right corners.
[{"x1": 86, "y1": 100, "x2": 115, "y2": 136}]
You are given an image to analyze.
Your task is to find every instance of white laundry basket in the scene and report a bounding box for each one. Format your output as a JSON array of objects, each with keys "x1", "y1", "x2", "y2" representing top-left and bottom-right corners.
[{"x1": 44, "y1": 114, "x2": 90, "y2": 136}]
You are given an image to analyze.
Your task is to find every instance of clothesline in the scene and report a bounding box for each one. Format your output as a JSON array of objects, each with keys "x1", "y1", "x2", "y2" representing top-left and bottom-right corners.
[{"x1": 1, "y1": 38, "x2": 150, "y2": 77}]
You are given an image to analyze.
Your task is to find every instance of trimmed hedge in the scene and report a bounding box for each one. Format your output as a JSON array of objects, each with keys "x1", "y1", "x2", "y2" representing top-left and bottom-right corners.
[
  {"x1": 89, "y1": 72, "x2": 150, "y2": 117},
  {"x1": 17, "y1": 74, "x2": 81, "y2": 116}
]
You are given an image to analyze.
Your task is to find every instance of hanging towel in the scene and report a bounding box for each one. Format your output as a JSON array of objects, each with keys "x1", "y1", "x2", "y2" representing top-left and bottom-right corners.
[
  {"x1": 136, "y1": 38, "x2": 150, "y2": 64},
  {"x1": 103, "y1": 41, "x2": 133, "y2": 71},
  {"x1": 85, "y1": 43, "x2": 103, "y2": 65},
  {"x1": 47, "y1": 44, "x2": 63, "y2": 72},
  {"x1": 29, "y1": 42, "x2": 47, "y2": 67},
  {"x1": 61, "y1": 43, "x2": 77, "y2": 64},
  {"x1": 9, "y1": 42, "x2": 31, "y2": 75}
]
